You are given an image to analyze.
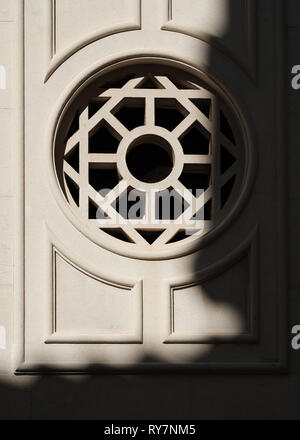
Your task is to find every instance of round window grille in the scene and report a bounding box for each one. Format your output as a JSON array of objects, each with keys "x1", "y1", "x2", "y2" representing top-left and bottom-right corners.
[{"x1": 54, "y1": 63, "x2": 246, "y2": 253}]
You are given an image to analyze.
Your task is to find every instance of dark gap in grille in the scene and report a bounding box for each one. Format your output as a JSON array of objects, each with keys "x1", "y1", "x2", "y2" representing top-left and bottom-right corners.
[
  {"x1": 179, "y1": 121, "x2": 210, "y2": 154},
  {"x1": 126, "y1": 142, "x2": 173, "y2": 183},
  {"x1": 220, "y1": 110, "x2": 235, "y2": 144},
  {"x1": 64, "y1": 173, "x2": 79, "y2": 206},
  {"x1": 190, "y1": 98, "x2": 211, "y2": 119},
  {"x1": 155, "y1": 98, "x2": 186, "y2": 131},
  {"x1": 89, "y1": 122, "x2": 120, "y2": 153},
  {"x1": 64, "y1": 143, "x2": 79, "y2": 173},
  {"x1": 220, "y1": 145, "x2": 236, "y2": 174},
  {"x1": 102, "y1": 228, "x2": 133, "y2": 243},
  {"x1": 89, "y1": 166, "x2": 119, "y2": 193},
  {"x1": 88, "y1": 199, "x2": 99, "y2": 219},
  {"x1": 135, "y1": 75, "x2": 164, "y2": 89},
  {"x1": 113, "y1": 98, "x2": 145, "y2": 130},
  {"x1": 221, "y1": 175, "x2": 236, "y2": 208},
  {"x1": 136, "y1": 229, "x2": 165, "y2": 245},
  {"x1": 167, "y1": 229, "x2": 200, "y2": 243},
  {"x1": 88, "y1": 98, "x2": 110, "y2": 118},
  {"x1": 191, "y1": 199, "x2": 212, "y2": 221},
  {"x1": 99, "y1": 73, "x2": 136, "y2": 89},
  {"x1": 179, "y1": 165, "x2": 211, "y2": 195},
  {"x1": 65, "y1": 112, "x2": 79, "y2": 141},
  {"x1": 89, "y1": 199, "x2": 109, "y2": 220},
  {"x1": 168, "y1": 78, "x2": 199, "y2": 90}
]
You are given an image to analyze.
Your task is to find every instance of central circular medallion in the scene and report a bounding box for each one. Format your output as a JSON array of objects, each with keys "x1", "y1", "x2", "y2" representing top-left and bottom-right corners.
[
  {"x1": 53, "y1": 60, "x2": 248, "y2": 258},
  {"x1": 126, "y1": 134, "x2": 174, "y2": 183}
]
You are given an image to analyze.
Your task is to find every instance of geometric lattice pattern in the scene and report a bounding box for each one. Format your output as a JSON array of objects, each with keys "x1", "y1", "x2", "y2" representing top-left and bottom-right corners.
[{"x1": 59, "y1": 72, "x2": 243, "y2": 249}]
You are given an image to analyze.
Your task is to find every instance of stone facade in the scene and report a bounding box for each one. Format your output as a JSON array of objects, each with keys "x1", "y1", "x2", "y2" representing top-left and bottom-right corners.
[{"x1": 0, "y1": 0, "x2": 299, "y2": 419}]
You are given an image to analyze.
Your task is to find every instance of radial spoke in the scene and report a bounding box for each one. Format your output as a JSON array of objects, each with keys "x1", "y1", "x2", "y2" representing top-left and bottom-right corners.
[
  {"x1": 183, "y1": 155, "x2": 212, "y2": 165},
  {"x1": 145, "y1": 96, "x2": 155, "y2": 127},
  {"x1": 220, "y1": 134, "x2": 240, "y2": 159},
  {"x1": 88, "y1": 154, "x2": 117, "y2": 165},
  {"x1": 63, "y1": 161, "x2": 80, "y2": 185},
  {"x1": 104, "y1": 112, "x2": 129, "y2": 138},
  {"x1": 65, "y1": 131, "x2": 80, "y2": 155},
  {"x1": 87, "y1": 95, "x2": 121, "y2": 131},
  {"x1": 172, "y1": 113, "x2": 196, "y2": 138},
  {"x1": 220, "y1": 163, "x2": 238, "y2": 186}
]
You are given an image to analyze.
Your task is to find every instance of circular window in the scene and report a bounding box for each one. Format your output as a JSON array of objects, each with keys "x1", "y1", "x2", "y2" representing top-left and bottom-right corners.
[{"x1": 54, "y1": 62, "x2": 246, "y2": 254}]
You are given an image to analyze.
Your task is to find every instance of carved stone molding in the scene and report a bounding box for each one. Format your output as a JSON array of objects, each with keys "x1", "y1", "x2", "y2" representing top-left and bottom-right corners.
[
  {"x1": 46, "y1": 248, "x2": 143, "y2": 344},
  {"x1": 163, "y1": 227, "x2": 258, "y2": 344},
  {"x1": 14, "y1": 0, "x2": 287, "y2": 374},
  {"x1": 45, "y1": 0, "x2": 142, "y2": 81},
  {"x1": 163, "y1": 0, "x2": 257, "y2": 82}
]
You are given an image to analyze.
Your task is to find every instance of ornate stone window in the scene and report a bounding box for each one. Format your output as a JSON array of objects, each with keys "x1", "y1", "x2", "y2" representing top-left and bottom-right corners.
[{"x1": 54, "y1": 63, "x2": 245, "y2": 253}]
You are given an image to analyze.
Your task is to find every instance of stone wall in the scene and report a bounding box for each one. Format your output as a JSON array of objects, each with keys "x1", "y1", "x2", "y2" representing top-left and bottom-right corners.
[{"x1": 0, "y1": 0, "x2": 299, "y2": 419}]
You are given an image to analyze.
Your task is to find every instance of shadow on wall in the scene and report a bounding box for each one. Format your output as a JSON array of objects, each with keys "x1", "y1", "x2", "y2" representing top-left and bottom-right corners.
[
  {"x1": 0, "y1": 367, "x2": 299, "y2": 420},
  {"x1": 0, "y1": 0, "x2": 292, "y2": 420}
]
